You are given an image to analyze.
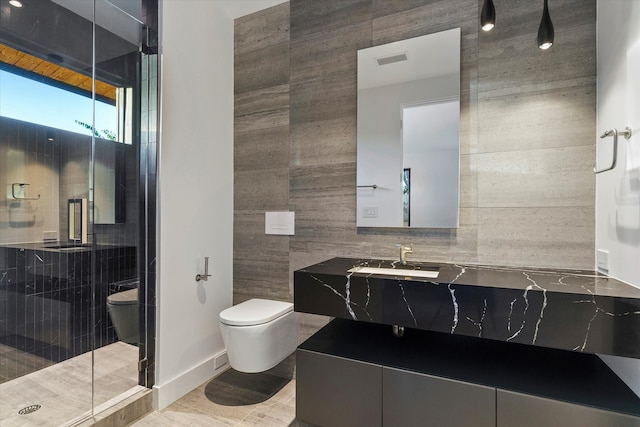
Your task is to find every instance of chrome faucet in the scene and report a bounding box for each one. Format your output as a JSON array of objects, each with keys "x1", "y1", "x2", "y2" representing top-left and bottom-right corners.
[{"x1": 397, "y1": 244, "x2": 413, "y2": 265}]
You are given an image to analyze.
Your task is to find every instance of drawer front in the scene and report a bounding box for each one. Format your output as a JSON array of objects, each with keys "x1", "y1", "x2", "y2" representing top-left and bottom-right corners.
[
  {"x1": 383, "y1": 367, "x2": 496, "y2": 427},
  {"x1": 497, "y1": 389, "x2": 640, "y2": 427},
  {"x1": 296, "y1": 349, "x2": 382, "y2": 427}
]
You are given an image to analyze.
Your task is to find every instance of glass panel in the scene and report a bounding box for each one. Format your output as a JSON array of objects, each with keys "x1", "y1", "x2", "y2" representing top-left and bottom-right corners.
[
  {"x1": 0, "y1": 0, "x2": 145, "y2": 424},
  {"x1": 0, "y1": 0, "x2": 95, "y2": 423},
  {"x1": 92, "y1": 0, "x2": 143, "y2": 414}
]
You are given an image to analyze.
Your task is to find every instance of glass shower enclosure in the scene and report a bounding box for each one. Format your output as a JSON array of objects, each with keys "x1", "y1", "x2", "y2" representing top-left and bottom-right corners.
[{"x1": 0, "y1": 0, "x2": 151, "y2": 424}]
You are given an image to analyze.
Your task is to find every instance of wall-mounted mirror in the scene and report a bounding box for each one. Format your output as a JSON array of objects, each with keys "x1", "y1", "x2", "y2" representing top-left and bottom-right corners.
[{"x1": 357, "y1": 28, "x2": 461, "y2": 228}]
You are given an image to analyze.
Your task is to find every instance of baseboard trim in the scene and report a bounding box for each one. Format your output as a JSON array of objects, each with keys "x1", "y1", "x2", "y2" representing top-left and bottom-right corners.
[{"x1": 153, "y1": 350, "x2": 229, "y2": 410}]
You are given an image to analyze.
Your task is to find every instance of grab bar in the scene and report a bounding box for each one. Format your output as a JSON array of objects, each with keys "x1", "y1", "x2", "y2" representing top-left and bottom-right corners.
[
  {"x1": 594, "y1": 127, "x2": 632, "y2": 174},
  {"x1": 11, "y1": 183, "x2": 40, "y2": 200}
]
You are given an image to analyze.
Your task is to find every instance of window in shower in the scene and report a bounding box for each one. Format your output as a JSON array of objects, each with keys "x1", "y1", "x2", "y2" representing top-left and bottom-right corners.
[{"x1": 0, "y1": 62, "x2": 134, "y2": 144}]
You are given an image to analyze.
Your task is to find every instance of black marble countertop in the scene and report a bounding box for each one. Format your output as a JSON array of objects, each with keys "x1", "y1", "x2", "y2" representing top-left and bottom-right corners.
[
  {"x1": 294, "y1": 257, "x2": 640, "y2": 359},
  {"x1": 299, "y1": 257, "x2": 640, "y2": 298}
]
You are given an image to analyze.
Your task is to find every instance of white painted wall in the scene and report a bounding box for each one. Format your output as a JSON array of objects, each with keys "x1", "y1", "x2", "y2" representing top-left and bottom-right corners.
[
  {"x1": 596, "y1": 0, "x2": 640, "y2": 288},
  {"x1": 156, "y1": 0, "x2": 286, "y2": 409},
  {"x1": 596, "y1": 0, "x2": 640, "y2": 399}
]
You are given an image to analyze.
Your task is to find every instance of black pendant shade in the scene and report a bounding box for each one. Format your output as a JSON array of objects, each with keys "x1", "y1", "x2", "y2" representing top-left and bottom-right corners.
[
  {"x1": 537, "y1": 0, "x2": 554, "y2": 49},
  {"x1": 481, "y1": 0, "x2": 496, "y2": 32}
]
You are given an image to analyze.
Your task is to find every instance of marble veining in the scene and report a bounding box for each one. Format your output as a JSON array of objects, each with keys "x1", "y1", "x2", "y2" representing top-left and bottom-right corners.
[
  {"x1": 0, "y1": 244, "x2": 137, "y2": 364},
  {"x1": 294, "y1": 258, "x2": 640, "y2": 359}
]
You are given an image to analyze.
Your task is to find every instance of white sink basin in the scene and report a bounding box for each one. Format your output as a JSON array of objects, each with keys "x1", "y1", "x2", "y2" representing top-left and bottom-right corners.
[{"x1": 348, "y1": 266, "x2": 439, "y2": 279}]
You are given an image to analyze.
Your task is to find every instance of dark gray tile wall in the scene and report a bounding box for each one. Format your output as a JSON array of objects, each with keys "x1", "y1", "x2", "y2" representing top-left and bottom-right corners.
[
  {"x1": 234, "y1": 3, "x2": 291, "y2": 306},
  {"x1": 234, "y1": 0, "x2": 596, "y2": 340}
]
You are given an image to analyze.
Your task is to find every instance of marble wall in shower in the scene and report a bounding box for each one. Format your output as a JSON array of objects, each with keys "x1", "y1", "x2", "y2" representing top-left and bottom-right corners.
[
  {"x1": 0, "y1": 244, "x2": 136, "y2": 366},
  {"x1": 0, "y1": 116, "x2": 140, "y2": 366},
  {"x1": 233, "y1": 0, "x2": 596, "y2": 339}
]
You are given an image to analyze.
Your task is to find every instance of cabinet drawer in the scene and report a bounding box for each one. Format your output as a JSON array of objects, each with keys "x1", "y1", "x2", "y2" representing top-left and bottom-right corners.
[
  {"x1": 497, "y1": 389, "x2": 640, "y2": 427},
  {"x1": 296, "y1": 349, "x2": 382, "y2": 427},
  {"x1": 383, "y1": 367, "x2": 496, "y2": 427}
]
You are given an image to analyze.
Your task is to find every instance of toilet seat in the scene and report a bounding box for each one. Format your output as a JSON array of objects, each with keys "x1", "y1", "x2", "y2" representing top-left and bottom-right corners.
[
  {"x1": 219, "y1": 298, "x2": 293, "y2": 326},
  {"x1": 107, "y1": 288, "x2": 138, "y2": 305}
]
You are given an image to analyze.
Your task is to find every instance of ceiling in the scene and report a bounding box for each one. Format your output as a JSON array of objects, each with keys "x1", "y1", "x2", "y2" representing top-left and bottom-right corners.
[
  {"x1": 0, "y1": 0, "x2": 141, "y2": 101},
  {"x1": 50, "y1": 0, "x2": 143, "y2": 45}
]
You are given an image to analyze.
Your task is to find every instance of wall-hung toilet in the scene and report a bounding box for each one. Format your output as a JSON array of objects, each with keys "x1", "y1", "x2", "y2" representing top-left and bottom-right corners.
[
  {"x1": 219, "y1": 298, "x2": 299, "y2": 373},
  {"x1": 107, "y1": 288, "x2": 139, "y2": 345}
]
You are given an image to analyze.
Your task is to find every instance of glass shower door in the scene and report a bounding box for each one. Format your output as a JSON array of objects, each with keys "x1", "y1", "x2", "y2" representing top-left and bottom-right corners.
[
  {"x1": 0, "y1": 0, "x2": 96, "y2": 422},
  {"x1": 0, "y1": 0, "x2": 145, "y2": 424},
  {"x1": 91, "y1": 0, "x2": 145, "y2": 413}
]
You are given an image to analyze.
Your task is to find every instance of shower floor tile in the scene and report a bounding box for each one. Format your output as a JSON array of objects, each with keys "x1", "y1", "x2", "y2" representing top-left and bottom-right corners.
[
  {"x1": 0, "y1": 341, "x2": 138, "y2": 426},
  {"x1": 0, "y1": 343, "x2": 55, "y2": 384}
]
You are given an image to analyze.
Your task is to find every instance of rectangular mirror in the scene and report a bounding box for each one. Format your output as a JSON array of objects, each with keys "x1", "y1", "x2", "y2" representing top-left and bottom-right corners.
[{"x1": 357, "y1": 28, "x2": 461, "y2": 228}]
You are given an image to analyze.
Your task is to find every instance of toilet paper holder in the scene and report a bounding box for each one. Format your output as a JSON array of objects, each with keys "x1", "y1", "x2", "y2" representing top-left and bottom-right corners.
[{"x1": 196, "y1": 257, "x2": 211, "y2": 282}]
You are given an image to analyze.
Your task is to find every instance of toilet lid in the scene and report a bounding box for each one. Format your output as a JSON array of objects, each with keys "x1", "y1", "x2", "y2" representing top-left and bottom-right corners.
[
  {"x1": 219, "y1": 298, "x2": 293, "y2": 326},
  {"x1": 107, "y1": 288, "x2": 138, "y2": 305}
]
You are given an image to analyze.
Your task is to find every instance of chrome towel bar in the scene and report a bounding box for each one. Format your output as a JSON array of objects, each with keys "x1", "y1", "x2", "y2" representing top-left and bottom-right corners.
[
  {"x1": 594, "y1": 127, "x2": 632, "y2": 174},
  {"x1": 11, "y1": 183, "x2": 40, "y2": 200}
]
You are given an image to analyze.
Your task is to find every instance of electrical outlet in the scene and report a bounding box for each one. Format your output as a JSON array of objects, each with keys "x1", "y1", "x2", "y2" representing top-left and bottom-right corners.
[
  {"x1": 363, "y1": 207, "x2": 378, "y2": 218},
  {"x1": 596, "y1": 249, "x2": 609, "y2": 273}
]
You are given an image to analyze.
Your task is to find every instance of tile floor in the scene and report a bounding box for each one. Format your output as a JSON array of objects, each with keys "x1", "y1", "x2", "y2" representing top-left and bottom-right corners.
[
  {"x1": 2, "y1": 343, "x2": 310, "y2": 426},
  {"x1": 0, "y1": 342, "x2": 139, "y2": 426},
  {"x1": 0, "y1": 342, "x2": 55, "y2": 384},
  {"x1": 132, "y1": 361, "x2": 311, "y2": 427}
]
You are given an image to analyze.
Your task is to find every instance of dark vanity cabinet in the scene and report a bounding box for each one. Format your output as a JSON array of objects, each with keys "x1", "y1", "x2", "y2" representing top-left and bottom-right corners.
[
  {"x1": 296, "y1": 319, "x2": 640, "y2": 427},
  {"x1": 294, "y1": 259, "x2": 640, "y2": 426},
  {"x1": 297, "y1": 349, "x2": 495, "y2": 427}
]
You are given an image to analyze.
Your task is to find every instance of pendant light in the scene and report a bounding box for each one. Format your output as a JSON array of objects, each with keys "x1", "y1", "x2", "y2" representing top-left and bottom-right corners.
[
  {"x1": 481, "y1": 0, "x2": 496, "y2": 32},
  {"x1": 537, "y1": 0, "x2": 554, "y2": 49}
]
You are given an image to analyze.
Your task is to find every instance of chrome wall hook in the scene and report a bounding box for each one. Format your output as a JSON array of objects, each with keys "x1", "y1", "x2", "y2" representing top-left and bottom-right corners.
[{"x1": 196, "y1": 256, "x2": 212, "y2": 282}]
